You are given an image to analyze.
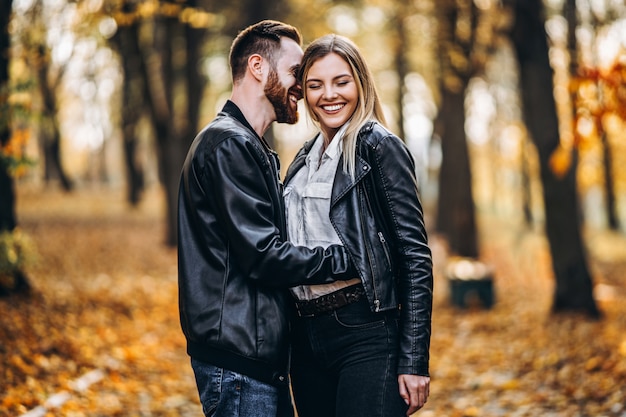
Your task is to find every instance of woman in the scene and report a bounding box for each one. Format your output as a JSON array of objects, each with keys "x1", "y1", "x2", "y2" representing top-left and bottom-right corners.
[{"x1": 283, "y1": 34, "x2": 433, "y2": 417}]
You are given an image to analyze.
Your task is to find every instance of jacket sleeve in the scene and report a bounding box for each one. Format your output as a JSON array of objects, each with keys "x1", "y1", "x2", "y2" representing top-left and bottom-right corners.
[
  {"x1": 200, "y1": 134, "x2": 355, "y2": 287},
  {"x1": 370, "y1": 132, "x2": 433, "y2": 376}
]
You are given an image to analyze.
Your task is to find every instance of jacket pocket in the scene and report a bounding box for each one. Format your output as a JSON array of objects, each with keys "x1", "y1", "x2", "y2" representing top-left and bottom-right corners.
[{"x1": 377, "y1": 231, "x2": 393, "y2": 268}]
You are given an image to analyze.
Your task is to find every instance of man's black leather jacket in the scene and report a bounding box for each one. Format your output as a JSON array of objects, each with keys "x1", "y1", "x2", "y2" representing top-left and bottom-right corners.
[
  {"x1": 285, "y1": 121, "x2": 433, "y2": 376},
  {"x1": 177, "y1": 101, "x2": 355, "y2": 386}
]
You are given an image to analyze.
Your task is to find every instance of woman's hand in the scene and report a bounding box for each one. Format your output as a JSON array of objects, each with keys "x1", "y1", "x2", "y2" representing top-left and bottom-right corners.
[{"x1": 398, "y1": 374, "x2": 430, "y2": 415}]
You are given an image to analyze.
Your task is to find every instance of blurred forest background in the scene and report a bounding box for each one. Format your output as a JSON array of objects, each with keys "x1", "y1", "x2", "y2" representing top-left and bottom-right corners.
[{"x1": 1, "y1": 0, "x2": 626, "y2": 416}]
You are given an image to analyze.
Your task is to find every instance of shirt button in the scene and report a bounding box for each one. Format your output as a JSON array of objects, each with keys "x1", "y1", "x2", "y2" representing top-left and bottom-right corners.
[
  {"x1": 363, "y1": 166, "x2": 368, "y2": 170},
  {"x1": 279, "y1": 375, "x2": 285, "y2": 382}
]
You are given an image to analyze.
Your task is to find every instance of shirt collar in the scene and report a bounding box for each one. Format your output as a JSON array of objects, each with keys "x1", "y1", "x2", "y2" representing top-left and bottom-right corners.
[
  {"x1": 222, "y1": 100, "x2": 254, "y2": 134},
  {"x1": 222, "y1": 100, "x2": 275, "y2": 152},
  {"x1": 308, "y1": 122, "x2": 349, "y2": 166}
]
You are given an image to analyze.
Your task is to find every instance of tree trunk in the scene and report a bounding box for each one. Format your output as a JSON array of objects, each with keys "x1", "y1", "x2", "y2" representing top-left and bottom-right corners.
[
  {"x1": 150, "y1": 15, "x2": 177, "y2": 246},
  {"x1": 143, "y1": 9, "x2": 206, "y2": 246},
  {"x1": 434, "y1": 0, "x2": 480, "y2": 258},
  {"x1": 0, "y1": 0, "x2": 15, "y2": 232},
  {"x1": 36, "y1": 45, "x2": 73, "y2": 191},
  {"x1": 511, "y1": 0, "x2": 599, "y2": 317},
  {"x1": 435, "y1": 88, "x2": 479, "y2": 258},
  {"x1": 41, "y1": 122, "x2": 73, "y2": 191},
  {"x1": 521, "y1": 138, "x2": 533, "y2": 227},
  {"x1": 240, "y1": 0, "x2": 290, "y2": 28},
  {"x1": 600, "y1": 131, "x2": 618, "y2": 230},
  {"x1": 391, "y1": 3, "x2": 409, "y2": 141},
  {"x1": 0, "y1": 166, "x2": 16, "y2": 232},
  {"x1": 586, "y1": 9, "x2": 620, "y2": 231},
  {"x1": 0, "y1": 0, "x2": 31, "y2": 295},
  {"x1": 113, "y1": 21, "x2": 146, "y2": 206}
]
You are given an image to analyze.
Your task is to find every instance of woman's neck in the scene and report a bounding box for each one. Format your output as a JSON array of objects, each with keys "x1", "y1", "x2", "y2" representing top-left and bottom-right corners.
[{"x1": 320, "y1": 126, "x2": 340, "y2": 152}]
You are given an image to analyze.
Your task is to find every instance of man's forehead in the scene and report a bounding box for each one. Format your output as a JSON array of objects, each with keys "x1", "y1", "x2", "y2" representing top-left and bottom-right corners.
[{"x1": 278, "y1": 38, "x2": 303, "y2": 64}]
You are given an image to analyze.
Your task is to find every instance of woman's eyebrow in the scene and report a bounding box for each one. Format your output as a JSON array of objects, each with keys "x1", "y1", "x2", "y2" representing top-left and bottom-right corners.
[{"x1": 306, "y1": 73, "x2": 352, "y2": 82}]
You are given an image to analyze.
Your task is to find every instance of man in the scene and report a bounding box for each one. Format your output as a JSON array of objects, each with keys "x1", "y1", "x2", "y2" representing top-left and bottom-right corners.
[{"x1": 177, "y1": 20, "x2": 355, "y2": 417}]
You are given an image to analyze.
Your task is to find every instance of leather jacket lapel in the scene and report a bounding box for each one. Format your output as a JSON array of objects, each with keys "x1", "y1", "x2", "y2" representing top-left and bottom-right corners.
[{"x1": 330, "y1": 153, "x2": 370, "y2": 206}]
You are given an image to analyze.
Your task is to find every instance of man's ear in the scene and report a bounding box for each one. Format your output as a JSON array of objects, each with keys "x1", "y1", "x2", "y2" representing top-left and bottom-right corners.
[{"x1": 248, "y1": 54, "x2": 264, "y2": 81}]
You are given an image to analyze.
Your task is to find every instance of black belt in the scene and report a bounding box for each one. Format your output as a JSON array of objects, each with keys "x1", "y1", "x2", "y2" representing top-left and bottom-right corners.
[{"x1": 294, "y1": 284, "x2": 365, "y2": 317}]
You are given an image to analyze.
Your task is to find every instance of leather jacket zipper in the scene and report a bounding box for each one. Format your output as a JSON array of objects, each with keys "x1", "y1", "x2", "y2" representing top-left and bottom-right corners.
[
  {"x1": 378, "y1": 231, "x2": 392, "y2": 267},
  {"x1": 360, "y1": 187, "x2": 381, "y2": 311}
]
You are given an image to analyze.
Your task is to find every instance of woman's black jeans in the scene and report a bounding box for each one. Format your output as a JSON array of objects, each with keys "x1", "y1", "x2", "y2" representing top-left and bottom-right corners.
[{"x1": 290, "y1": 297, "x2": 408, "y2": 417}]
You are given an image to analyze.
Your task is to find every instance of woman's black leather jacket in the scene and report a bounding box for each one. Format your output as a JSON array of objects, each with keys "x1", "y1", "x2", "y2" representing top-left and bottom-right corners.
[
  {"x1": 178, "y1": 102, "x2": 355, "y2": 386},
  {"x1": 284, "y1": 121, "x2": 433, "y2": 376}
]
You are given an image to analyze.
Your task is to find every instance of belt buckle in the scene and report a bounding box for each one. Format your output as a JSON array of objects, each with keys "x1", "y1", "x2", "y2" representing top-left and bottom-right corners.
[{"x1": 295, "y1": 302, "x2": 315, "y2": 318}]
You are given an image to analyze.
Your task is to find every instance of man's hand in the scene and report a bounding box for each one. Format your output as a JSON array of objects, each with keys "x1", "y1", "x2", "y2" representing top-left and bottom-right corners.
[{"x1": 398, "y1": 374, "x2": 430, "y2": 416}]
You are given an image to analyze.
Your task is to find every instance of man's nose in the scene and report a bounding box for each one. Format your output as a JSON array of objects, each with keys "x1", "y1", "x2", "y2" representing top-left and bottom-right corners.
[{"x1": 290, "y1": 81, "x2": 303, "y2": 99}]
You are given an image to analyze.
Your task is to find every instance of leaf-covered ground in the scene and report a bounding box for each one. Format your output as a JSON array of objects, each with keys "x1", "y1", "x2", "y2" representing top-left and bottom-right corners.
[{"x1": 1, "y1": 186, "x2": 625, "y2": 417}]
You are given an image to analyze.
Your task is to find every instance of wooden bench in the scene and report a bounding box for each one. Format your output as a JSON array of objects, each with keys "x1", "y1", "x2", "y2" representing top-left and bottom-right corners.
[{"x1": 445, "y1": 257, "x2": 494, "y2": 309}]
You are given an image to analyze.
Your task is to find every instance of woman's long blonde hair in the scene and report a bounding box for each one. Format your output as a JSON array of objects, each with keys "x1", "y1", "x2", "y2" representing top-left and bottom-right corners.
[{"x1": 299, "y1": 34, "x2": 387, "y2": 178}]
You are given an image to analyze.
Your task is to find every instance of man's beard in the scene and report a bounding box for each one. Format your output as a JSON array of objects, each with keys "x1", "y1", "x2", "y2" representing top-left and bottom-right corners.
[{"x1": 265, "y1": 70, "x2": 298, "y2": 124}]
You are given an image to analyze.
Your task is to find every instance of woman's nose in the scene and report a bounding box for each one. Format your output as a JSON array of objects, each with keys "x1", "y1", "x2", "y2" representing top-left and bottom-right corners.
[{"x1": 322, "y1": 85, "x2": 337, "y2": 99}]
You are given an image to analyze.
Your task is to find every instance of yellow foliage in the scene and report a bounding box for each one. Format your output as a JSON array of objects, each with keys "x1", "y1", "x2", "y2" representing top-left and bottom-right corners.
[
  {"x1": 7, "y1": 91, "x2": 32, "y2": 109},
  {"x1": 113, "y1": 11, "x2": 135, "y2": 26},
  {"x1": 548, "y1": 145, "x2": 572, "y2": 178},
  {"x1": 2, "y1": 128, "x2": 29, "y2": 159},
  {"x1": 137, "y1": 1, "x2": 158, "y2": 18},
  {"x1": 500, "y1": 379, "x2": 521, "y2": 390},
  {"x1": 0, "y1": 128, "x2": 33, "y2": 177},
  {"x1": 179, "y1": 8, "x2": 221, "y2": 29},
  {"x1": 160, "y1": 2, "x2": 181, "y2": 18},
  {"x1": 584, "y1": 356, "x2": 602, "y2": 372},
  {"x1": 462, "y1": 406, "x2": 480, "y2": 417},
  {"x1": 0, "y1": 228, "x2": 36, "y2": 276}
]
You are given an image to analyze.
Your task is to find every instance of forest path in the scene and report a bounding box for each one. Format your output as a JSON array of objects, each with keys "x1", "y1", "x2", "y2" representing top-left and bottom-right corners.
[{"x1": 1, "y1": 185, "x2": 625, "y2": 417}]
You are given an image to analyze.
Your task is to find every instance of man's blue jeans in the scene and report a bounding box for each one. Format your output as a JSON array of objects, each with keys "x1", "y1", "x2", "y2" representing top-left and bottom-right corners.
[
  {"x1": 191, "y1": 358, "x2": 294, "y2": 417},
  {"x1": 290, "y1": 297, "x2": 408, "y2": 417}
]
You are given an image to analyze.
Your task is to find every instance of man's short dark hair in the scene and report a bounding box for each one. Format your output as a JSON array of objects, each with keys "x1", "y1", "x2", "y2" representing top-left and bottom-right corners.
[{"x1": 229, "y1": 20, "x2": 302, "y2": 83}]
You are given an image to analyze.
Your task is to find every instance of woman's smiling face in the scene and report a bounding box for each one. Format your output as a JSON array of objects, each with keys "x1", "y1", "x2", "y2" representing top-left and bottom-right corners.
[{"x1": 304, "y1": 52, "x2": 359, "y2": 140}]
